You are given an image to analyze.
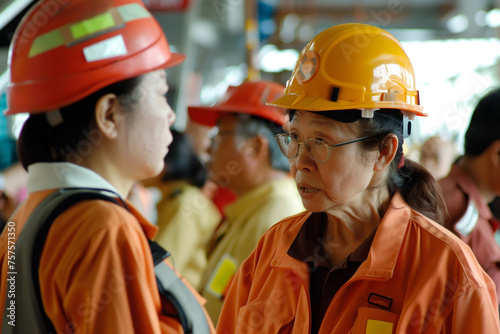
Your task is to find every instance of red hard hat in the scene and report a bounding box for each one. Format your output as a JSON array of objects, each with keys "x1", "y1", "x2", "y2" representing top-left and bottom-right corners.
[
  {"x1": 5, "y1": 0, "x2": 185, "y2": 115},
  {"x1": 188, "y1": 80, "x2": 286, "y2": 126}
]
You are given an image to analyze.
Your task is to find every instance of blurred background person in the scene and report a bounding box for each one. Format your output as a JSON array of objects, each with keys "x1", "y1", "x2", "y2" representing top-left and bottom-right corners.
[
  {"x1": 145, "y1": 129, "x2": 221, "y2": 289},
  {"x1": 188, "y1": 80, "x2": 304, "y2": 324},
  {"x1": 439, "y1": 87, "x2": 500, "y2": 303},
  {"x1": 0, "y1": 92, "x2": 27, "y2": 227},
  {"x1": 185, "y1": 117, "x2": 237, "y2": 220},
  {"x1": 419, "y1": 135, "x2": 457, "y2": 180}
]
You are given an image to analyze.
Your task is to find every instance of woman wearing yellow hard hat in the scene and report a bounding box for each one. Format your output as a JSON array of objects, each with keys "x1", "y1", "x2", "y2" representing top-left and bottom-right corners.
[
  {"x1": 217, "y1": 23, "x2": 500, "y2": 333},
  {"x1": 0, "y1": 0, "x2": 214, "y2": 333}
]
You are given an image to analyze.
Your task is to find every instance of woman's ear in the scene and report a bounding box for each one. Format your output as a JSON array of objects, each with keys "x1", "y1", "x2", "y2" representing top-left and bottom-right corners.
[
  {"x1": 245, "y1": 134, "x2": 269, "y2": 160},
  {"x1": 374, "y1": 134, "x2": 398, "y2": 171},
  {"x1": 95, "y1": 93, "x2": 122, "y2": 139},
  {"x1": 487, "y1": 139, "x2": 500, "y2": 168}
]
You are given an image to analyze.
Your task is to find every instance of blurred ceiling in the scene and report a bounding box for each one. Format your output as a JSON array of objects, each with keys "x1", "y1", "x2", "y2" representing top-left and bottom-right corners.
[{"x1": 2, "y1": 0, "x2": 500, "y2": 47}]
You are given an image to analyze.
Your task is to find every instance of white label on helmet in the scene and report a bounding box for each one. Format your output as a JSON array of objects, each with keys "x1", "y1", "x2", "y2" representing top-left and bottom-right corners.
[{"x1": 83, "y1": 34, "x2": 127, "y2": 62}]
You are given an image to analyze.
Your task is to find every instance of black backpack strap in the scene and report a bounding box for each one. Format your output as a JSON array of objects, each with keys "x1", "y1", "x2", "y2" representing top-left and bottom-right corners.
[
  {"x1": 154, "y1": 261, "x2": 211, "y2": 334},
  {"x1": 2, "y1": 188, "x2": 210, "y2": 334}
]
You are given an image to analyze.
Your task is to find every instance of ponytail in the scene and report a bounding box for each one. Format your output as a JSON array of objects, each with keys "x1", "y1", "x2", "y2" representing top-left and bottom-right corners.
[
  {"x1": 17, "y1": 114, "x2": 56, "y2": 171},
  {"x1": 349, "y1": 109, "x2": 447, "y2": 224},
  {"x1": 390, "y1": 158, "x2": 447, "y2": 224}
]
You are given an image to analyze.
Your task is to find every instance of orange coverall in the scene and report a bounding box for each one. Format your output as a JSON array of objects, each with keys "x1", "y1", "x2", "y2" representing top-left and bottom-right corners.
[{"x1": 218, "y1": 193, "x2": 500, "y2": 334}]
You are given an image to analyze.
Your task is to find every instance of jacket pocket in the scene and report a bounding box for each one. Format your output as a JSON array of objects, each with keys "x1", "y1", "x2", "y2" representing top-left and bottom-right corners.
[{"x1": 352, "y1": 307, "x2": 399, "y2": 334}]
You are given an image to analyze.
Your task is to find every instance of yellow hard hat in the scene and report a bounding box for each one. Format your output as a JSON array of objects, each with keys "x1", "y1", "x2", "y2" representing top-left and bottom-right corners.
[{"x1": 269, "y1": 23, "x2": 425, "y2": 118}]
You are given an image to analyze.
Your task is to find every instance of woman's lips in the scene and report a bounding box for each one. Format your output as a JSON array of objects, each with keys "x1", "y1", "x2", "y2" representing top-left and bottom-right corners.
[{"x1": 297, "y1": 183, "x2": 320, "y2": 197}]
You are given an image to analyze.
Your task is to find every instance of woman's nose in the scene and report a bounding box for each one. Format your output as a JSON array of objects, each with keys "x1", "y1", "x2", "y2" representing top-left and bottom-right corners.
[{"x1": 294, "y1": 143, "x2": 316, "y2": 172}]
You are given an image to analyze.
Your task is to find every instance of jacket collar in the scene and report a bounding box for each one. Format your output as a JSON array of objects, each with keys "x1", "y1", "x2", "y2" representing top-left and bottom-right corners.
[
  {"x1": 270, "y1": 193, "x2": 412, "y2": 280},
  {"x1": 27, "y1": 162, "x2": 158, "y2": 239},
  {"x1": 448, "y1": 163, "x2": 493, "y2": 220},
  {"x1": 27, "y1": 162, "x2": 120, "y2": 194}
]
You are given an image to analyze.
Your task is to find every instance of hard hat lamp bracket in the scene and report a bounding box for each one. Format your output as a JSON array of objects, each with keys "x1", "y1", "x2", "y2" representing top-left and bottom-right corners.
[{"x1": 361, "y1": 108, "x2": 378, "y2": 118}]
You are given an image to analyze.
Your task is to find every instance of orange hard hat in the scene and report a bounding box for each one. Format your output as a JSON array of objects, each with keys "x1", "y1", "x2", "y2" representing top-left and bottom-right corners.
[
  {"x1": 188, "y1": 80, "x2": 286, "y2": 126},
  {"x1": 269, "y1": 23, "x2": 425, "y2": 118},
  {"x1": 5, "y1": 0, "x2": 185, "y2": 115}
]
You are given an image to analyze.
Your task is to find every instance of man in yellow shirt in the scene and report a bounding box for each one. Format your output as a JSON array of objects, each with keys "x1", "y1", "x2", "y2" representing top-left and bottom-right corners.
[
  {"x1": 148, "y1": 129, "x2": 222, "y2": 289},
  {"x1": 188, "y1": 80, "x2": 304, "y2": 324}
]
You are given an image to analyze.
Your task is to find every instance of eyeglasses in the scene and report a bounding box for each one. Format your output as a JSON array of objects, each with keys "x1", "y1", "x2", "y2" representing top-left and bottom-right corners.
[{"x1": 275, "y1": 133, "x2": 371, "y2": 163}]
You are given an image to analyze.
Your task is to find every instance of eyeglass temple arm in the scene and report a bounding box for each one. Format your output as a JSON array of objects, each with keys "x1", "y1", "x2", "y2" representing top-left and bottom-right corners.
[{"x1": 331, "y1": 136, "x2": 371, "y2": 148}]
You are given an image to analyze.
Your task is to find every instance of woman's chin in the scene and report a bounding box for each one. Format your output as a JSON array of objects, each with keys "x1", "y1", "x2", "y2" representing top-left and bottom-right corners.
[{"x1": 302, "y1": 200, "x2": 327, "y2": 213}]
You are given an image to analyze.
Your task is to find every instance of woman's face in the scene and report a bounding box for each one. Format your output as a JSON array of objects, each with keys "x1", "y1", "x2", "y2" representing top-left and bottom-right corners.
[
  {"x1": 287, "y1": 110, "x2": 377, "y2": 212},
  {"x1": 122, "y1": 69, "x2": 176, "y2": 181}
]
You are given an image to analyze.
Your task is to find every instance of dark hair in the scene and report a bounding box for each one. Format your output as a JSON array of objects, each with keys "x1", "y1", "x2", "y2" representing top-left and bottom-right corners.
[
  {"x1": 288, "y1": 109, "x2": 447, "y2": 224},
  {"x1": 162, "y1": 129, "x2": 207, "y2": 188},
  {"x1": 464, "y1": 87, "x2": 500, "y2": 156},
  {"x1": 18, "y1": 76, "x2": 143, "y2": 170},
  {"x1": 350, "y1": 109, "x2": 447, "y2": 224},
  {"x1": 235, "y1": 114, "x2": 290, "y2": 172}
]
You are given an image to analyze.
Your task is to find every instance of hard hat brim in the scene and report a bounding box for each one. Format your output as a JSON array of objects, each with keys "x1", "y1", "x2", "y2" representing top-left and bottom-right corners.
[
  {"x1": 164, "y1": 52, "x2": 186, "y2": 69},
  {"x1": 4, "y1": 48, "x2": 186, "y2": 116},
  {"x1": 268, "y1": 94, "x2": 427, "y2": 117},
  {"x1": 188, "y1": 104, "x2": 285, "y2": 127}
]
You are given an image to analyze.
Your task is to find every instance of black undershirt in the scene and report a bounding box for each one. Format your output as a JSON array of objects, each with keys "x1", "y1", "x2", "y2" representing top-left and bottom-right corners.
[{"x1": 287, "y1": 212, "x2": 376, "y2": 334}]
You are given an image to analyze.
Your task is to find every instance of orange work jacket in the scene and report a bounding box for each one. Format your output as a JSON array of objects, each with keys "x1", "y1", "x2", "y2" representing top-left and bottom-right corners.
[
  {"x1": 0, "y1": 162, "x2": 215, "y2": 333},
  {"x1": 218, "y1": 193, "x2": 500, "y2": 334}
]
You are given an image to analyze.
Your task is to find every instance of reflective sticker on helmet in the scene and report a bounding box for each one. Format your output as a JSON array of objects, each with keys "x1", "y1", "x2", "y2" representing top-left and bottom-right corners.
[
  {"x1": 118, "y1": 3, "x2": 151, "y2": 21},
  {"x1": 83, "y1": 34, "x2": 127, "y2": 62},
  {"x1": 29, "y1": 30, "x2": 65, "y2": 58},
  {"x1": 28, "y1": 4, "x2": 151, "y2": 58},
  {"x1": 297, "y1": 50, "x2": 319, "y2": 83},
  {"x1": 71, "y1": 13, "x2": 115, "y2": 40}
]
